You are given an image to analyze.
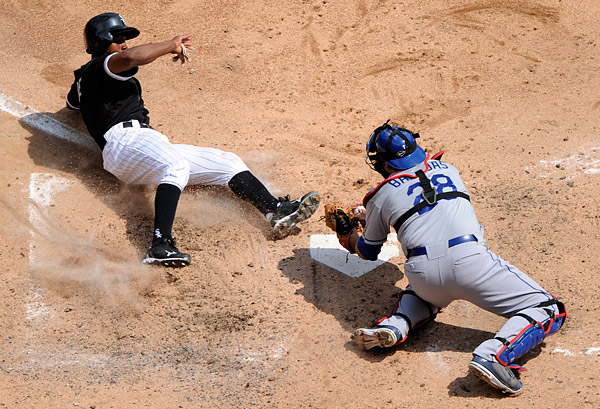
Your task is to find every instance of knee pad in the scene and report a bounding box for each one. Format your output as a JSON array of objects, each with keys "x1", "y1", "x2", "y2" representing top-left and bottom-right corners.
[{"x1": 496, "y1": 299, "x2": 566, "y2": 366}]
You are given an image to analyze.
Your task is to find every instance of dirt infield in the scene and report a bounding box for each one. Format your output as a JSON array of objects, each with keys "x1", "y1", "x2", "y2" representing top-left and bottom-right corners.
[{"x1": 1, "y1": 1, "x2": 599, "y2": 408}]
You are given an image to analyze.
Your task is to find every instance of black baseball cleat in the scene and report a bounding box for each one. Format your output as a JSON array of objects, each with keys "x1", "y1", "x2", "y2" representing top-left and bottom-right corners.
[
  {"x1": 468, "y1": 355, "x2": 523, "y2": 396},
  {"x1": 270, "y1": 191, "x2": 321, "y2": 239},
  {"x1": 142, "y1": 237, "x2": 191, "y2": 268}
]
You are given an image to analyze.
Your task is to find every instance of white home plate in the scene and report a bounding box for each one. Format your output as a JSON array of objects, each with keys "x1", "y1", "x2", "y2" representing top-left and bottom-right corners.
[{"x1": 309, "y1": 234, "x2": 400, "y2": 278}]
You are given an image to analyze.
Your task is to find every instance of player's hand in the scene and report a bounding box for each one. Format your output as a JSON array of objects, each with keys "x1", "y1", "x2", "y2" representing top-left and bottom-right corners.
[
  {"x1": 337, "y1": 227, "x2": 362, "y2": 254},
  {"x1": 172, "y1": 35, "x2": 192, "y2": 53},
  {"x1": 172, "y1": 35, "x2": 193, "y2": 64},
  {"x1": 351, "y1": 202, "x2": 366, "y2": 221}
]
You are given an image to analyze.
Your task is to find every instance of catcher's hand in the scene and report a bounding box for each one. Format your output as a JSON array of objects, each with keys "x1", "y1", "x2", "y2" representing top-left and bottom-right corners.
[{"x1": 321, "y1": 203, "x2": 364, "y2": 253}]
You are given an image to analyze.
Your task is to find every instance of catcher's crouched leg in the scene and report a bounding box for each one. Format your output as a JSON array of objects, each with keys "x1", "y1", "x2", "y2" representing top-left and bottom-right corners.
[
  {"x1": 352, "y1": 288, "x2": 439, "y2": 350},
  {"x1": 494, "y1": 299, "x2": 566, "y2": 367},
  {"x1": 469, "y1": 298, "x2": 566, "y2": 396}
]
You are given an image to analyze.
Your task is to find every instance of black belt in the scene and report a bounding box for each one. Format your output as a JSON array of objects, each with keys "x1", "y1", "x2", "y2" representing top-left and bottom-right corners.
[
  {"x1": 407, "y1": 234, "x2": 477, "y2": 258},
  {"x1": 122, "y1": 120, "x2": 150, "y2": 128}
]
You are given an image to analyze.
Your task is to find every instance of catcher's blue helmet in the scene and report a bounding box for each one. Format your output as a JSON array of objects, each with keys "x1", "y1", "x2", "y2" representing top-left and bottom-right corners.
[
  {"x1": 84, "y1": 13, "x2": 139, "y2": 55},
  {"x1": 366, "y1": 120, "x2": 426, "y2": 171}
]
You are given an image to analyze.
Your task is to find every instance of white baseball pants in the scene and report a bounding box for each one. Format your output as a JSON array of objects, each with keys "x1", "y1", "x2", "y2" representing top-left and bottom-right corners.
[{"x1": 102, "y1": 120, "x2": 250, "y2": 190}]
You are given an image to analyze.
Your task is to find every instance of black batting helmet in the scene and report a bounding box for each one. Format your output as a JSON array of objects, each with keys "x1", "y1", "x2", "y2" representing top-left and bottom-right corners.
[{"x1": 84, "y1": 13, "x2": 140, "y2": 55}]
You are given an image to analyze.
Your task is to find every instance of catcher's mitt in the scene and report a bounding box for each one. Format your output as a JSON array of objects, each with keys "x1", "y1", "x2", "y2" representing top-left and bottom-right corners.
[{"x1": 321, "y1": 203, "x2": 364, "y2": 253}]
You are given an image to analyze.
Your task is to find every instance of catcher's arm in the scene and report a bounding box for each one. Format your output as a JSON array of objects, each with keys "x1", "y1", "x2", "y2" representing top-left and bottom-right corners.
[{"x1": 340, "y1": 228, "x2": 362, "y2": 254}]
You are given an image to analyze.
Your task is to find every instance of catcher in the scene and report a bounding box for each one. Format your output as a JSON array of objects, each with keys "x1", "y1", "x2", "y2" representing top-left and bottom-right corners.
[
  {"x1": 66, "y1": 13, "x2": 320, "y2": 267},
  {"x1": 324, "y1": 120, "x2": 566, "y2": 396}
]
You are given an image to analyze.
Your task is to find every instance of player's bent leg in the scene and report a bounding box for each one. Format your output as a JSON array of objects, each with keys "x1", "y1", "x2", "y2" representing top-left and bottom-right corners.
[
  {"x1": 352, "y1": 287, "x2": 439, "y2": 350},
  {"x1": 494, "y1": 298, "x2": 566, "y2": 366},
  {"x1": 470, "y1": 297, "x2": 566, "y2": 394},
  {"x1": 143, "y1": 184, "x2": 192, "y2": 268},
  {"x1": 474, "y1": 297, "x2": 566, "y2": 365}
]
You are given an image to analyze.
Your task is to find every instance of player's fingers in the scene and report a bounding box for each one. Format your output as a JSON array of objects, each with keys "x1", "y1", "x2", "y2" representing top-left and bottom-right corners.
[{"x1": 180, "y1": 45, "x2": 190, "y2": 63}]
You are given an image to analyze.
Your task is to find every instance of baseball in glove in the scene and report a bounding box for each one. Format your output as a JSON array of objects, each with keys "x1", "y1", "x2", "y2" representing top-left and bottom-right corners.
[{"x1": 321, "y1": 203, "x2": 364, "y2": 253}]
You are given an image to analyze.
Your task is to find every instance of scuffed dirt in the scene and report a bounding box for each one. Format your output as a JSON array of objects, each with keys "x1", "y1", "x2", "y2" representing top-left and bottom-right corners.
[{"x1": 1, "y1": 1, "x2": 599, "y2": 408}]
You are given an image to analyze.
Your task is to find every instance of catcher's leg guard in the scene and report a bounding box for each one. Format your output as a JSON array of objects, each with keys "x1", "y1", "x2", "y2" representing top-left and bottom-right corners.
[
  {"x1": 388, "y1": 288, "x2": 439, "y2": 335},
  {"x1": 352, "y1": 289, "x2": 439, "y2": 350},
  {"x1": 495, "y1": 298, "x2": 566, "y2": 366},
  {"x1": 366, "y1": 288, "x2": 439, "y2": 344}
]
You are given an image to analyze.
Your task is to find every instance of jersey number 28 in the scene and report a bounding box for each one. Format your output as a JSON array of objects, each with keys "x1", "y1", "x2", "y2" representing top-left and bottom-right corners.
[{"x1": 407, "y1": 174, "x2": 457, "y2": 215}]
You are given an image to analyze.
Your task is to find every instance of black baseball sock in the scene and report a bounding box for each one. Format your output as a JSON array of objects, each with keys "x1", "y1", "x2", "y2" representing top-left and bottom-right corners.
[
  {"x1": 152, "y1": 183, "x2": 182, "y2": 246},
  {"x1": 228, "y1": 170, "x2": 278, "y2": 215}
]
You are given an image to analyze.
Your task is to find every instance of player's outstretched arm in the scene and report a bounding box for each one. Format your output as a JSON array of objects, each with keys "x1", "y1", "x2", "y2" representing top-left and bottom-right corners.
[{"x1": 108, "y1": 35, "x2": 192, "y2": 73}]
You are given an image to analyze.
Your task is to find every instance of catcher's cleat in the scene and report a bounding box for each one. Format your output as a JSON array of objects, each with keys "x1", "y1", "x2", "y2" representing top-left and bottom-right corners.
[
  {"x1": 270, "y1": 191, "x2": 321, "y2": 239},
  {"x1": 142, "y1": 237, "x2": 191, "y2": 268},
  {"x1": 351, "y1": 325, "x2": 400, "y2": 350},
  {"x1": 469, "y1": 355, "x2": 523, "y2": 396}
]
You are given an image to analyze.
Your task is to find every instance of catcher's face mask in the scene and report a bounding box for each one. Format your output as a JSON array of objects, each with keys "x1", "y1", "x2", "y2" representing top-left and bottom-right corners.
[{"x1": 365, "y1": 120, "x2": 426, "y2": 172}]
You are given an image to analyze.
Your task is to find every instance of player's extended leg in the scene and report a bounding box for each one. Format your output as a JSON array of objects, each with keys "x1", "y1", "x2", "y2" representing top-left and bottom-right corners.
[
  {"x1": 351, "y1": 286, "x2": 439, "y2": 350},
  {"x1": 228, "y1": 170, "x2": 320, "y2": 238},
  {"x1": 174, "y1": 145, "x2": 320, "y2": 238}
]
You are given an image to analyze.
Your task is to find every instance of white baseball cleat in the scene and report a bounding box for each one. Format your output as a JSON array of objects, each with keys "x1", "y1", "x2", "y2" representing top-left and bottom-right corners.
[{"x1": 351, "y1": 326, "x2": 400, "y2": 350}]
